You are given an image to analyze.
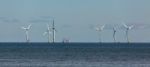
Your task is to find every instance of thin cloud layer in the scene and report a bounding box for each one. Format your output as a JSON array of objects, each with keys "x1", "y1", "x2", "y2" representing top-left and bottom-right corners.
[{"x1": 0, "y1": 17, "x2": 20, "y2": 23}]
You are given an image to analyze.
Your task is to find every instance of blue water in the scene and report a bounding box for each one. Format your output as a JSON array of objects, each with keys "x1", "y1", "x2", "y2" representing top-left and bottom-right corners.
[{"x1": 0, "y1": 43, "x2": 150, "y2": 67}]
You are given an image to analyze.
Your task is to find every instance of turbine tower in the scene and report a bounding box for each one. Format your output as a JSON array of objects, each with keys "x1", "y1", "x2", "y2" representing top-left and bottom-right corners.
[
  {"x1": 113, "y1": 26, "x2": 117, "y2": 42},
  {"x1": 122, "y1": 23, "x2": 134, "y2": 43},
  {"x1": 43, "y1": 24, "x2": 52, "y2": 43},
  {"x1": 21, "y1": 24, "x2": 32, "y2": 42},
  {"x1": 52, "y1": 19, "x2": 56, "y2": 43},
  {"x1": 95, "y1": 25, "x2": 105, "y2": 43}
]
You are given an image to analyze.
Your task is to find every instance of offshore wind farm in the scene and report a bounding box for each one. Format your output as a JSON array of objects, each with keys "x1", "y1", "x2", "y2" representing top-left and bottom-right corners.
[
  {"x1": 1, "y1": 0, "x2": 150, "y2": 67},
  {"x1": 18, "y1": 21, "x2": 145, "y2": 43},
  {"x1": 1, "y1": 16, "x2": 150, "y2": 67},
  {"x1": 28, "y1": 19, "x2": 150, "y2": 43},
  {"x1": 0, "y1": 17, "x2": 149, "y2": 67}
]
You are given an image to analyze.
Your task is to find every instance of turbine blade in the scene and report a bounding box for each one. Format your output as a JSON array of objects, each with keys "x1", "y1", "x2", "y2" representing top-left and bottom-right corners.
[
  {"x1": 113, "y1": 26, "x2": 117, "y2": 31},
  {"x1": 95, "y1": 27, "x2": 100, "y2": 31},
  {"x1": 21, "y1": 27, "x2": 26, "y2": 29},
  {"x1": 129, "y1": 25, "x2": 134, "y2": 29},
  {"x1": 27, "y1": 24, "x2": 32, "y2": 29},
  {"x1": 46, "y1": 24, "x2": 49, "y2": 31},
  {"x1": 100, "y1": 25, "x2": 105, "y2": 30},
  {"x1": 122, "y1": 23, "x2": 128, "y2": 28},
  {"x1": 47, "y1": 24, "x2": 52, "y2": 31},
  {"x1": 43, "y1": 32, "x2": 48, "y2": 36}
]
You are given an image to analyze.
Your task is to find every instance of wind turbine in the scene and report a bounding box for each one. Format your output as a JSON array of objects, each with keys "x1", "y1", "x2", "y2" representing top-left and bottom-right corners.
[
  {"x1": 21, "y1": 24, "x2": 32, "y2": 42},
  {"x1": 52, "y1": 19, "x2": 57, "y2": 43},
  {"x1": 95, "y1": 25, "x2": 105, "y2": 43},
  {"x1": 113, "y1": 26, "x2": 117, "y2": 42},
  {"x1": 43, "y1": 24, "x2": 52, "y2": 43},
  {"x1": 122, "y1": 23, "x2": 134, "y2": 43}
]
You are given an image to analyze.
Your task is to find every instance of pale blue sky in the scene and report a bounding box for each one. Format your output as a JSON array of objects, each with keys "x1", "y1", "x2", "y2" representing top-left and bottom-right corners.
[{"x1": 0, "y1": 0, "x2": 150, "y2": 42}]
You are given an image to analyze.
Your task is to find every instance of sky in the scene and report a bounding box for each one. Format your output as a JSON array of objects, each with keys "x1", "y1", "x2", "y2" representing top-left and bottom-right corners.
[{"x1": 0, "y1": 0, "x2": 150, "y2": 42}]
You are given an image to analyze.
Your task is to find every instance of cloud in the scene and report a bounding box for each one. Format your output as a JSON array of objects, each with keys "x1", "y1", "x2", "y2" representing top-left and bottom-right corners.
[
  {"x1": 0, "y1": 17, "x2": 20, "y2": 23},
  {"x1": 29, "y1": 16, "x2": 54, "y2": 23},
  {"x1": 0, "y1": 17, "x2": 6, "y2": 19},
  {"x1": 40, "y1": 16, "x2": 54, "y2": 19},
  {"x1": 2, "y1": 19, "x2": 19, "y2": 23},
  {"x1": 29, "y1": 19, "x2": 50, "y2": 23},
  {"x1": 61, "y1": 24, "x2": 72, "y2": 29}
]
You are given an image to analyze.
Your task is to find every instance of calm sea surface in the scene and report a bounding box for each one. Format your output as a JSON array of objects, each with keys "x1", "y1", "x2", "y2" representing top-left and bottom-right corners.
[{"x1": 0, "y1": 43, "x2": 150, "y2": 67}]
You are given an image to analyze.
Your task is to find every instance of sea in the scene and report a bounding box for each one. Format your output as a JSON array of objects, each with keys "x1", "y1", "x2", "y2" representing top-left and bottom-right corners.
[{"x1": 0, "y1": 42, "x2": 150, "y2": 67}]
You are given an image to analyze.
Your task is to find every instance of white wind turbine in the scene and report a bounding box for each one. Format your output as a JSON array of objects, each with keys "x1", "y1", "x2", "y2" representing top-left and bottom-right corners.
[
  {"x1": 43, "y1": 24, "x2": 52, "y2": 43},
  {"x1": 113, "y1": 26, "x2": 117, "y2": 42},
  {"x1": 21, "y1": 24, "x2": 32, "y2": 42},
  {"x1": 95, "y1": 25, "x2": 105, "y2": 43},
  {"x1": 52, "y1": 19, "x2": 57, "y2": 43},
  {"x1": 122, "y1": 23, "x2": 134, "y2": 43}
]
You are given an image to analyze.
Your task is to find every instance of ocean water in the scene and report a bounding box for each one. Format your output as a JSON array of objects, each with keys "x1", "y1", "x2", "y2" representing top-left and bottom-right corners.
[{"x1": 0, "y1": 43, "x2": 150, "y2": 67}]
